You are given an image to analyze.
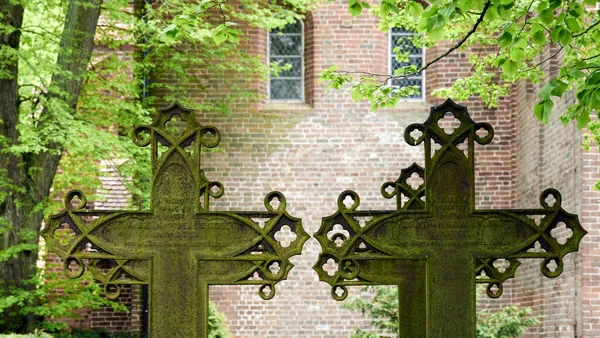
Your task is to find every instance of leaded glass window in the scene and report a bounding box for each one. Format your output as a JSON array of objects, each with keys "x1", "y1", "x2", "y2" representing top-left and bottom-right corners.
[
  {"x1": 390, "y1": 27, "x2": 424, "y2": 100},
  {"x1": 269, "y1": 19, "x2": 303, "y2": 101}
]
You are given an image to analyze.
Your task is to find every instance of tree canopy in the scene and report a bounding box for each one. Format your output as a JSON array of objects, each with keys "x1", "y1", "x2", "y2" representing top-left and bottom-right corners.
[
  {"x1": 321, "y1": 0, "x2": 600, "y2": 138},
  {"x1": 0, "y1": 0, "x2": 318, "y2": 332}
]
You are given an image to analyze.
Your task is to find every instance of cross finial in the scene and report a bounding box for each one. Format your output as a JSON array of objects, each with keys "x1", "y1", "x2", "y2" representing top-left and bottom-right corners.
[
  {"x1": 132, "y1": 102, "x2": 223, "y2": 212},
  {"x1": 404, "y1": 99, "x2": 495, "y2": 212}
]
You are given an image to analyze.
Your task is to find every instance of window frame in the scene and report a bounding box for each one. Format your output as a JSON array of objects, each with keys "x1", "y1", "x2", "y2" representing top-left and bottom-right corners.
[
  {"x1": 267, "y1": 19, "x2": 305, "y2": 103},
  {"x1": 388, "y1": 27, "x2": 426, "y2": 102}
]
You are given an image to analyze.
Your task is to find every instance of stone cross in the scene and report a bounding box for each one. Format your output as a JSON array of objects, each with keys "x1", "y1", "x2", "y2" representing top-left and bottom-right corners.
[
  {"x1": 42, "y1": 102, "x2": 308, "y2": 338},
  {"x1": 314, "y1": 99, "x2": 586, "y2": 338}
]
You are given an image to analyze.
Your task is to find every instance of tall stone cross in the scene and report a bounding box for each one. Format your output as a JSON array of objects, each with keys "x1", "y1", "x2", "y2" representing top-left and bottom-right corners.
[
  {"x1": 41, "y1": 102, "x2": 309, "y2": 338},
  {"x1": 314, "y1": 99, "x2": 587, "y2": 338}
]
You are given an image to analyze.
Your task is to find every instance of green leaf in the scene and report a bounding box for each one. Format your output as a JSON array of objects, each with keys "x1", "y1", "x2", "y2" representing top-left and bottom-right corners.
[
  {"x1": 427, "y1": 14, "x2": 446, "y2": 30},
  {"x1": 509, "y1": 48, "x2": 525, "y2": 62},
  {"x1": 540, "y1": 9, "x2": 555, "y2": 24},
  {"x1": 570, "y1": 3, "x2": 585, "y2": 17},
  {"x1": 388, "y1": 2, "x2": 400, "y2": 13},
  {"x1": 429, "y1": 27, "x2": 445, "y2": 41},
  {"x1": 565, "y1": 18, "x2": 581, "y2": 33},
  {"x1": 539, "y1": 82, "x2": 555, "y2": 99},
  {"x1": 585, "y1": 71, "x2": 600, "y2": 87},
  {"x1": 213, "y1": 30, "x2": 228, "y2": 45},
  {"x1": 485, "y1": 4, "x2": 498, "y2": 20},
  {"x1": 457, "y1": 0, "x2": 474, "y2": 11},
  {"x1": 439, "y1": 4, "x2": 456, "y2": 18},
  {"x1": 381, "y1": 0, "x2": 399, "y2": 17},
  {"x1": 584, "y1": 0, "x2": 597, "y2": 5},
  {"x1": 534, "y1": 99, "x2": 554, "y2": 123},
  {"x1": 514, "y1": 36, "x2": 527, "y2": 49},
  {"x1": 422, "y1": 4, "x2": 439, "y2": 18},
  {"x1": 532, "y1": 30, "x2": 547, "y2": 45},
  {"x1": 229, "y1": 28, "x2": 243, "y2": 36},
  {"x1": 349, "y1": 0, "x2": 363, "y2": 16},
  {"x1": 406, "y1": 2, "x2": 424, "y2": 18},
  {"x1": 592, "y1": 89, "x2": 600, "y2": 109},
  {"x1": 570, "y1": 68, "x2": 586, "y2": 79},
  {"x1": 536, "y1": 2, "x2": 548, "y2": 13},
  {"x1": 194, "y1": 0, "x2": 211, "y2": 13},
  {"x1": 551, "y1": 27, "x2": 562, "y2": 43},
  {"x1": 549, "y1": 0, "x2": 562, "y2": 10},
  {"x1": 497, "y1": 5, "x2": 512, "y2": 20},
  {"x1": 502, "y1": 60, "x2": 518, "y2": 76},
  {"x1": 497, "y1": 31, "x2": 513, "y2": 48},
  {"x1": 228, "y1": 32, "x2": 240, "y2": 44},
  {"x1": 551, "y1": 79, "x2": 568, "y2": 97},
  {"x1": 559, "y1": 28, "x2": 573, "y2": 45},
  {"x1": 351, "y1": 89, "x2": 363, "y2": 102},
  {"x1": 163, "y1": 24, "x2": 179, "y2": 42},
  {"x1": 577, "y1": 111, "x2": 590, "y2": 129}
]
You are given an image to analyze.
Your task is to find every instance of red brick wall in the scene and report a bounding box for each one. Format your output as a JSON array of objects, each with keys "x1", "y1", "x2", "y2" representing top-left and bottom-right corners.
[
  {"x1": 189, "y1": 2, "x2": 518, "y2": 336},
  {"x1": 54, "y1": 1, "x2": 598, "y2": 336},
  {"x1": 505, "y1": 47, "x2": 599, "y2": 337}
]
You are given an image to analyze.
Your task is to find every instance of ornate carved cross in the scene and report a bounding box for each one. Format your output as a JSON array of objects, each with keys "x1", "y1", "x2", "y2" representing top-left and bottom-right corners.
[
  {"x1": 314, "y1": 99, "x2": 586, "y2": 337},
  {"x1": 41, "y1": 102, "x2": 308, "y2": 338}
]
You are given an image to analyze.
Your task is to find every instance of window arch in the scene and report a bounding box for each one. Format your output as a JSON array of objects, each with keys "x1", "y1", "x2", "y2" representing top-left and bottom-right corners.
[
  {"x1": 269, "y1": 19, "x2": 304, "y2": 101},
  {"x1": 390, "y1": 27, "x2": 425, "y2": 100}
]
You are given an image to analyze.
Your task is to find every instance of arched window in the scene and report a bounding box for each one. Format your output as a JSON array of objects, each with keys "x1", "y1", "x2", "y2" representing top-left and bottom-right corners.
[
  {"x1": 269, "y1": 19, "x2": 303, "y2": 101},
  {"x1": 390, "y1": 27, "x2": 425, "y2": 100}
]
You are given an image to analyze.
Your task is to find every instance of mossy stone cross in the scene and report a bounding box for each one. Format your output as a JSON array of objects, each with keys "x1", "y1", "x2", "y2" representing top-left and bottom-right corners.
[
  {"x1": 41, "y1": 102, "x2": 309, "y2": 338},
  {"x1": 314, "y1": 99, "x2": 586, "y2": 338}
]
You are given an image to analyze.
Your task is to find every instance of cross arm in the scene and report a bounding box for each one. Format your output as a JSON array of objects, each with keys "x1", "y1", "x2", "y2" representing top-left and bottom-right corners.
[
  {"x1": 313, "y1": 190, "x2": 421, "y2": 300},
  {"x1": 473, "y1": 189, "x2": 586, "y2": 297},
  {"x1": 313, "y1": 190, "x2": 428, "y2": 338},
  {"x1": 41, "y1": 190, "x2": 151, "y2": 298},
  {"x1": 209, "y1": 191, "x2": 309, "y2": 300}
]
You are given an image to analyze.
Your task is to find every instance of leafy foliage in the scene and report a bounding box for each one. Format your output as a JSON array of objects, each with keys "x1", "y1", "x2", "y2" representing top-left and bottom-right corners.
[
  {"x1": 52, "y1": 328, "x2": 143, "y2": 338},
  {"x1": 343, "y1": 286, "x2": 398, "y2": 337},
  {"x1": 0, "y1": 262, "x2": 127, "y2": 332},
  {"x1": 208, "y1": 301, "x2": 229, "y2": 338},
  {"x1": 322, "y1": 0, "x2": 600, "y2": 132},
  {"x1": 48, "y1": 306, "x2": 229, "y2": 338},
  {"x1": 1, "y1": 0, "x2": 318, "y2": 333},
  {"x1": 0, "y1": 300, "x2": 229, "y2": 338},
  {"x1": 343, "y1": 286, "x2": 539, "y2": 338},
  {"x1": 477, "y1": 306, "x2": 540, "y2": 338},
  {"x1": 0, "y1": 333, "x2": 53, "y2": 338}
]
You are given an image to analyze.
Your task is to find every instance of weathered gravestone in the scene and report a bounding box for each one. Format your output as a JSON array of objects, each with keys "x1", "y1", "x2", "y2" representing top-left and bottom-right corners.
[
  {"x1": 314, "y1": 99, "x2": 587, "y2": 338},
  {"x1": 41, "y1": 102, "x2": 309, "y2": 338}
]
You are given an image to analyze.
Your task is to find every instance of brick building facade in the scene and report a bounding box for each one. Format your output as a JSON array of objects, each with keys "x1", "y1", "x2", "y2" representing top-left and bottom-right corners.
[{"x1": 58, "y1": 0, "x2": 600, "y2": 336}]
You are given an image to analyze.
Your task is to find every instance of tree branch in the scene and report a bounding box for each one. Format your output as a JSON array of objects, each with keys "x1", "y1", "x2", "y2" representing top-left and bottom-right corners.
[
  {"x1": 415, "y1": 1, "x2": 491, "y2": 77},
  {"x1": 517, "y1": 0, "x2": 535, "y2": 37},
  {"x1": 334, "y1": 1, "x2": 492, "y2": 82},
  {"x1": 523, "y1": 45, "x2": 564, "y2": 71},
  {"x1": 583, "y1": 52, "x2": 600, "y2": 61},
  {"x1": 573, "y1": 20, "x2": 600, "y2": 38}
]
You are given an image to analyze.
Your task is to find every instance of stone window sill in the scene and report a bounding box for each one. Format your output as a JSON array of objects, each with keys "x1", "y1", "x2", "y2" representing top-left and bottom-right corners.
[{"x1": 260, "y1": 101, "x2": 314, "y2": 112}]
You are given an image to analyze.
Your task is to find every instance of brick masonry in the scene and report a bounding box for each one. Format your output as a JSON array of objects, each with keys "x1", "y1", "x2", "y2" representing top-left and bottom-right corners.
[{"x1": 55, "y1": 0, "x2": 600, "y2": 336}]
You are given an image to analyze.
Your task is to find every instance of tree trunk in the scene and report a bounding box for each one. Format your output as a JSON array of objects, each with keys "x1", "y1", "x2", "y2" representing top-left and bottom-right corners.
[{"x1": 0, "y1": 0, "x2": 102, "y2": 332}]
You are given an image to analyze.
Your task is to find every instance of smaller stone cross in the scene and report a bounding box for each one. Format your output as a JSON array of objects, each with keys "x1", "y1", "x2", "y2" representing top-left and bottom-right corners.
[
  {"x1": 42, "y1": 102, "x2": 309, "y2": 338},
  {"x1": 314, "y1": 99, "x2": 586, "y2": 338}
]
